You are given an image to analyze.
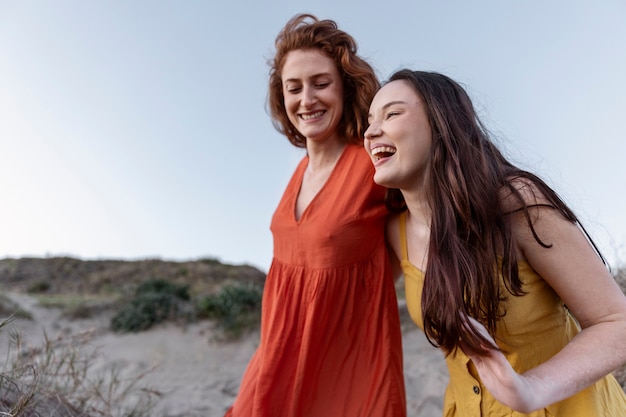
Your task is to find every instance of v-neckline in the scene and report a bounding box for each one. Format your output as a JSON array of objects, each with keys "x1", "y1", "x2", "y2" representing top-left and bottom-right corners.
[{"x1": 293, "y1": 145, "x2": 349, "y2": 223}]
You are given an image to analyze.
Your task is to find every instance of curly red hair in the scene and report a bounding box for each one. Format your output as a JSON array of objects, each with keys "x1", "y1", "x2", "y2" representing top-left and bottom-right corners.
[{"x1": 267, "y1": 14, "x2": 379, "y2": 147}]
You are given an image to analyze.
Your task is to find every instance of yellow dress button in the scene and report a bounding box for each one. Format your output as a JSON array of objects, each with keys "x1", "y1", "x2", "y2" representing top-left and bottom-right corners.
[{"x1": 473, "y1": 385, "x2": 480, "y2": 394}]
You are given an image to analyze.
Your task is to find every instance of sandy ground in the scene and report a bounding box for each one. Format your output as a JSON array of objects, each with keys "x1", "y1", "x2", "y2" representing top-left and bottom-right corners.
[{"x1": 1, "y1": 292, "x2": 448, "y2": 417}]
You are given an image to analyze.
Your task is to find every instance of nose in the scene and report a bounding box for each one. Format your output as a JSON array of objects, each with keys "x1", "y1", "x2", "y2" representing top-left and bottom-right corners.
[
  {"x1": 302, "y1": 85, "x2": 317, "y2": 106},
  {"x1": 364, "y1": 120, "x2": 381, "y2": 141}
]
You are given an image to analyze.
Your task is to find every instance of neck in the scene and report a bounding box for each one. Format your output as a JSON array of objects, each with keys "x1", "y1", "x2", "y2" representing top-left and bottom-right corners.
[
  {"x1": 401, "y1": 188, "x2": 432, "y2": 227},
  {"x1": 306, "y1": 139, "x2": 347, "y2": 173}
]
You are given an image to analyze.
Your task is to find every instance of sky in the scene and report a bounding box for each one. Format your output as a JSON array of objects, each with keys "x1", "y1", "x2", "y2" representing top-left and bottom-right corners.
[{"x1": 1, "y1": 1, "x2": 625, "y2": 273}]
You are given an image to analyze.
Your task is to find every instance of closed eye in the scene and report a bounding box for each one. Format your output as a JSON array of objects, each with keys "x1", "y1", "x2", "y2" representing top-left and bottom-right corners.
[{"x1": 385, "y1": 110, "x2": 402, "y2": 120}]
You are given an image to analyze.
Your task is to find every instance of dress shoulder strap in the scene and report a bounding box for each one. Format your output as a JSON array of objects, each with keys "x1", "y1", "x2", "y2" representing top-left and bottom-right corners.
[{"x1": 398, "y1": 211, "x2": 409, "y2": 262}]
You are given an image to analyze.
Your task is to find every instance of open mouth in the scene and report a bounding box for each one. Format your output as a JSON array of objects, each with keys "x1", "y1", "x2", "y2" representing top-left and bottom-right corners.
[{"x1": 371, "y1": 146, "x2": 397, "y2": 161}]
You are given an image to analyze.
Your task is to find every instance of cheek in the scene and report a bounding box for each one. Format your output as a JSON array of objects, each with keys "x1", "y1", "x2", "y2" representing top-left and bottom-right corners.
[
  {"x1": 283, "y1": 98, "x2": 299, "y2": 121},
  {"x1": 331, "y1": 91, "x2": 344, "y2": 112},
  {"x1": 283, "y1": 95, "x2": 296, "y2": 112}
]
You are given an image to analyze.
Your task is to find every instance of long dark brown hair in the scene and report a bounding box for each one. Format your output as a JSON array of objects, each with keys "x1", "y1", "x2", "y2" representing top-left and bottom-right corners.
[
  {"x1": 267, "y1": 13, "x2": 379, "y2": 147},
  {"x1": 386, "y1": 69, "x2": 605, "y2": 354}
]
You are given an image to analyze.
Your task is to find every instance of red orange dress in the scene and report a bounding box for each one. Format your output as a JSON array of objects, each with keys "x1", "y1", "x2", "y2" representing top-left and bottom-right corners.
[{"x1": 224, "y1": 144, "x2": 406, "y2": 417}]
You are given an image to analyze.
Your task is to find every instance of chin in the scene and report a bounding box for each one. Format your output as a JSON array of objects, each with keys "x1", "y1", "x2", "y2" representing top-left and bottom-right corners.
[{"x1": 373, "y1": 172, "x2": 395, "y2": 188}]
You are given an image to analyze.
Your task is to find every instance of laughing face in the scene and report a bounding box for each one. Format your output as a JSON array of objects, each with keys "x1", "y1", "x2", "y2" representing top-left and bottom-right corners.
[
  {"x1": 281, "y1": 49, "x2": 344, "y2": 145},
  {"x1": 364, "y1": 80, "x2": 433, "y2": 190}
]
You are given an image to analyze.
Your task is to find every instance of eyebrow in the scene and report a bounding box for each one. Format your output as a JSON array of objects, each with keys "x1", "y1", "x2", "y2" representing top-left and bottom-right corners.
[{"x1": 382, "y1": 100, "x2": 407, "y2": 109}]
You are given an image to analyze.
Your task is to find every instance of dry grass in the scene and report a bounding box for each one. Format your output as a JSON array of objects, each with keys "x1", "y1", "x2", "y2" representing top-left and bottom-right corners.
[{"x1": 0, "y1": 316, "x2": 160, "y2": 417}]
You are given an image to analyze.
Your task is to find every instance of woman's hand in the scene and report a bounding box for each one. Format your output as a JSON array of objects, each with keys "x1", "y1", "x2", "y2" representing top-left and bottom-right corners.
[{"x1": 460, "y1": 316, "x2": 539, "y2": 413}]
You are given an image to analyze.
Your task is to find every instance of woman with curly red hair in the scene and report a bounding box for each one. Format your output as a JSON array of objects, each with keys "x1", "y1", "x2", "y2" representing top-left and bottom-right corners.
[{"x1": 224, "y1": 14, "x2": 406, "y2": 417}]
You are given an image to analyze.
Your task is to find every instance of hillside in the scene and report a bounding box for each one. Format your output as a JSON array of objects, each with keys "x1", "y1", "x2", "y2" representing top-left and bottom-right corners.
[
  {"x1": 0, "y1": 256, "x2": 269, "y2": 416},
  {"x1": 0, "y1": 256, "x2": 266, "y2": 296}
]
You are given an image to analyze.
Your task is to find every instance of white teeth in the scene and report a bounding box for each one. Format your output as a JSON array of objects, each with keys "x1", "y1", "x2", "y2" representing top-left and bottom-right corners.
[
  {"x1": 301, "y1": 111, "x2": 324, "y2": 120},
  {"x1": 371, "y1": 146, "x2": 397, "y2": 158}
]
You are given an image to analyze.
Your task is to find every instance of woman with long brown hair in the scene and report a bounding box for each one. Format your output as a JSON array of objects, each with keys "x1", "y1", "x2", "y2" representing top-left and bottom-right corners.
[{"x1": 364, "y1": 69, "x2": 626, "y2": 415}]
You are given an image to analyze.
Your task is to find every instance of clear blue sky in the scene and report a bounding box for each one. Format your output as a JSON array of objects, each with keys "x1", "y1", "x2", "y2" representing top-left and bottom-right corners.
[{"x1": 1, "y1": 1, "x2": 625, "y2": 273}]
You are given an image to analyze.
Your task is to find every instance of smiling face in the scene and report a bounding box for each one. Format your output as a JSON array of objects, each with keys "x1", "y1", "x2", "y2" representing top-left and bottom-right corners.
[
  {"x1": 364, "y1": 80, "x2": 433, "y2": 191},
  {"x1": 281, "y1": 49, "x2": 344, "y2": 145}
]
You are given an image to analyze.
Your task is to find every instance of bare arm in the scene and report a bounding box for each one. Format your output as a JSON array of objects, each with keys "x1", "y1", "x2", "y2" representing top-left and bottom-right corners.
[{"x1": 464, "y1": 203, "x2": 626, "y2": 413}]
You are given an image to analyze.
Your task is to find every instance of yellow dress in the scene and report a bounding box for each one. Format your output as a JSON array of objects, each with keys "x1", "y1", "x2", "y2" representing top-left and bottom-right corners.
[{"x1": 399, "y1": 212, "x2": 626, "y2": 416}]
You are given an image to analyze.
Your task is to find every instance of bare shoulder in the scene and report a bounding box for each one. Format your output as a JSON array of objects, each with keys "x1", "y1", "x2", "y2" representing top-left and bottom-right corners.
[
  {"x1": 499, "y1": 176, "x2": 551, "y2": 213},
  {"x1": 499, "y1": 176, "x2": 566, "y2": 259}
]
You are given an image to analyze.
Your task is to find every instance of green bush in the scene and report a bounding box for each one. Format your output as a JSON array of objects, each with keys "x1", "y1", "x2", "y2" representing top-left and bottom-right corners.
[
  {"x1": 135, "y1": 279, "x2": 190, "y2": 301},
  {"x1": 27, "y1": 280, "x2": 50, "y2": 293},
  {"x1": 110, "y1": 279, "x2": 190, "y2": 333},
  {"x1": 196, "y1": 283, "x2": 263, "y2": 337}
]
